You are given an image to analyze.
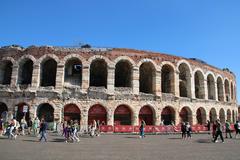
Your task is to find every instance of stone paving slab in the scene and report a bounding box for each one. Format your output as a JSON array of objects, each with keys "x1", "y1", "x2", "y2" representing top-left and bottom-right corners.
[{"x1": 0, "y1": 133, "x2": 239, "y2": 160}]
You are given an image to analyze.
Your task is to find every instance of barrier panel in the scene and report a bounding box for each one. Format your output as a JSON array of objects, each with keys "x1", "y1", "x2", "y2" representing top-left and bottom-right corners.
[
  {"x1": 98, "y1": 124, "x2": 219, "y2": 133},
  {"x1": 114, "y1": 125, "x2": 134, "y2": 133}
]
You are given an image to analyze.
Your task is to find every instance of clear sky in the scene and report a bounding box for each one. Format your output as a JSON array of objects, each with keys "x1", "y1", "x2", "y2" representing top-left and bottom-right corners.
[{"x1": 0, "y1": 0, "x2": 239, "y2": 102}]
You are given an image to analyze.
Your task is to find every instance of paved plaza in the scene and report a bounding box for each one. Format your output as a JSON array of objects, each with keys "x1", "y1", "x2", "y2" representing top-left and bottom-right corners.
[{"x1": 0, "y1": 133, "x2": 239, "y2": 160}]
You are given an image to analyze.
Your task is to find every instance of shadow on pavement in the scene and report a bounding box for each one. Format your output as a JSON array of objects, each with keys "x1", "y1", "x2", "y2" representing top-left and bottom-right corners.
[
  {"x1": 125, "y1": 136, "x2": 139, "y2": 139},
  {"x1": 51, "y1": 138, "x2": 65, "y2": 142},
  {"x1": 168, "y1": 137, "x2": 182, "y2": 140},
  {"x1": 195, "y1": 139, "x2": 212, "y2": 143},
  {"x1": 22, "y1": 139, "x2": 39, "y2": 142}
]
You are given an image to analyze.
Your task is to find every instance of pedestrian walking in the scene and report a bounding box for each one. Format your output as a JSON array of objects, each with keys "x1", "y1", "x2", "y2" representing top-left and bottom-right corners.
[
  {"x1": 225, "y1": 120, "x2": 232, "y2": 138},
  {"x1": 72, "y1": 121, "x2": 80, "y2": 142},
  {"x1": 212, "y1": 121, "x2": 217, "y2": 139},
  {"x1": 206, "y1": 120, "x2": 211, "y2": 134},
  {"x1": 234, "y1": 121, "x2": 240, "y2": 138},
  {"x1": 181, "y1": 122, "x2": 186, "y2": 139},
  {"x1": 213, "y1": 119, "x2": 224, "y2": 143},
  {"x1": 139, "y1": 120, "x2": 146, "y2": 139},
  {"x1": 39, "y1": 119, "x2": 47, "y2": 142},
  {"x1": 33, "y1": 117, "x2": 39, "y2": 136},
  {"x1": 186, "y1": 122, "x2": 192, "y2": 139},
  {"x1": 20, "y1": 117, "x2": 27, "y2": 135}
]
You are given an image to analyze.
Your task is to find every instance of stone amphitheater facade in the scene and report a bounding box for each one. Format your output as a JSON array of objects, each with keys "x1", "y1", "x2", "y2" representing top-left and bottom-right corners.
[{"x1": 0, "y1": 45, "x2": 238, "y2": 129}]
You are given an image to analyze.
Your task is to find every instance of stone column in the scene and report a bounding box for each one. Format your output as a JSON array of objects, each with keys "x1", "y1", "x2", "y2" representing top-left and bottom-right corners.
[
  {"x1": 107, "y1": 66, "x2": 115, "y2": 95},
  {"x1": 174, "y1": 71, "x2": 180, "y2": 97},
  {"x1": 215, "y1": 82, "x2": 218, "y2": 101},
  {"x1": 132, "y1": 67, "x2": 139, "y2": 95},
  {"x1": 155, "y1": 110, "x2": 161, "y2": 126},
  {"x1": 55, "y1": 64, "x2": 64, "y2": 91},
  {"x1": 222, "y1": 84, "x2": 226, "y2": 102},
  {"x1": 81, "y1": 108, "x2": 88, "y2": 131},
  {"x1": 31, "y1": 64, "x2": 40, "y2": 89},
  {"x1": 155, "y1": 70, "x2": 161, "y2": 97},
  {"x1": 192, "y1": 113, "x2": 197, "y2": 125},
  {"x1": 175, "y1": 109, "x2": 180, "y2": 125},
  {"x1": 190, "y1": 74, "x2": 195, "y2": 99},
  {"x1": 204, "y1": 79, "x2": 208, "y2": 100},
  {"x1": 132, "y1": 111, "x2": 138, "y2": 126},
  {"x1": 82, "y1": 66, "x2": 89, "y2": 93},
  {"x1": 10, "y1": 64, "x2": 18, "y2": 88},
  {"x1": 107, "y1": 109, "x2": 114, "y2": 126}
]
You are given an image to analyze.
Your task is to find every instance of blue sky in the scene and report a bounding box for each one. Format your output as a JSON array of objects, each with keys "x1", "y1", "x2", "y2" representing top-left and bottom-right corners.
[{"x1": 0, "y1": 0, "x2": 239, "y2": 102}]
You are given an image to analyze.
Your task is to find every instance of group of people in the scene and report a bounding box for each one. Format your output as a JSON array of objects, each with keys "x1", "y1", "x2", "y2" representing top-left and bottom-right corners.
[
  {"x1": 0, "y1": 116, "x2": 48, "y2": 142},
  {"x1": 181, "y1": 122, "x2": 192, "y2": 139}
]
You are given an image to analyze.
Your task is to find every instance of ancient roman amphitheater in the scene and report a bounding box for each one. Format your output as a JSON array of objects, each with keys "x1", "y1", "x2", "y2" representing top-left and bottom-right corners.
[{"x1": 0, "y1": 45, "x2": 238, "y2": 132}]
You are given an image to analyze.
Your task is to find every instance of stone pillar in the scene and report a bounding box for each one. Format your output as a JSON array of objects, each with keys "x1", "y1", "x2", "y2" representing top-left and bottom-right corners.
[
  {"x1": 155, "y1": 70, "x2": 161, "y2": 97},
  {"x1": 204, "y1": 79, "x2": 208, "y2": 100},
  {"x1": 107, "y1": 109, "x2": 114, "y2": 126},
  {"x1": 82, "y1": 66, "x2": 89, "y2": 93},
  {"x1": 155, "y1": 110, "x2": 161, "y2": 126},
  {"x1": 81, "y1": 108, "x2": 88, "y2": 131},
  {"x1": 222, "y1": 84, "x2": 226, "y2": 102},
  {"x1": 206, "y1": 113, "x2": 210, "y2": 121},
  {"x1": 192, "y1": 113, "x2": 197, "y2": 125},
  {"x1": 174, "y1": 71, "x2": 180, "y2": 97},
  {"x1": 132, "y1": 67, "x2": 139, "y2": 95},
  {"x1": 175, "y1": 109, "x2": 180, "y2": 125},
  {"x1": 132, "y1": 111, "x2": 138, "y2": 126},
  {"x1": 107, "y1": 66, "x2": 115, "y2": 95},
  {"x1": 215, "y1": 82, "x2": 218, "y2": 101},
  {"x1": 55, "y1": 64, "x2": 64, "y2": 91},
  {"x1": 31, "y1": 64, "x2": 40, "y2": 89},
  {"x1": 10, "y1": 64, "x2": 18, "y2": 88},
  {"x1": 190, "y1": 74, "x2": 195, "y2": 99}
]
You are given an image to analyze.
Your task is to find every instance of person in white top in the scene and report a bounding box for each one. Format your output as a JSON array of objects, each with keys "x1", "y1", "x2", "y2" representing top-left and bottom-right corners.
[{"x1": 20, "y1": 117, "x2": 26, "y2": 135}]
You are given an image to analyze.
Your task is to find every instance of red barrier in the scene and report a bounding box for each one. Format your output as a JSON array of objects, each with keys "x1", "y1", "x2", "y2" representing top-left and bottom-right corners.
[
  {"x1": 99, "y1": 124, "x2": 211, "y2": 133},
  {"x1": 114, "y1": 125, "x2": 134, "y2": 133},
  {"x1": 100, "y1": 125, "x2": 113, "y2": 132}
]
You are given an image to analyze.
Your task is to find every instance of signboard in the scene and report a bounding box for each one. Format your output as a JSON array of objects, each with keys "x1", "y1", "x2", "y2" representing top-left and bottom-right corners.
[{"x1": 23, "y1": 105, "x2": 28, "y2": 113}]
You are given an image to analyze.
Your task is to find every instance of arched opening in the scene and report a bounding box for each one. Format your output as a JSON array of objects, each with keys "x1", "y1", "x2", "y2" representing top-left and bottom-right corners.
[
  {"x1": 0, "y1": 60, "x2": 13, "y2": 85},
  {"x1": 231, "y1": 83, "x2": 234, "y2": 101},
  {"x1": 209, "y1": 108, "x2": 217, "y2": 123},
  {"x1": 179, "y1": 63, "x2": 191, "y2": 98},
  {"x1": 219, "y1": 108, "x2": 225, "y2": 123},
  {"x1": 194, "y1": 71, "x2": 205, "y2": 99},
  {"x1": 40, "y1": 58, "x2": 57, "y2": 87},
  {"x1": 115, "y1": 60, "x2": 132, "y2": 87},
  {"x1": 139, "y1": 62, "x2": 155, "y2": 94},
  {"x1": 64, "y1": 58, "x2": 82, "y2": 86},
  {"x1": 114, "y1": 105, "x2": 132, "y2": 125},
  {"x1": 224, "y1": 80, "x2": 230, "y2": 102},
  {"x1": 0, "y1": 102, "x2": 8, "y2": 119},
  {"x1": 139, "y1": 105, "x2": 154, "y2": 125},
  {"x1": 207, "y1": 74, "x2": 216, "y2": 100},
  {"x1": 217, "y1": 77, "x2": 224, "y2": 101},
  {"x1": 37, "y1": 103, "x2": 54, "y2": 122},
  {"x1": 161, "y1": 106, "x2": 175, "y2": 125},
  {"x1": 196, "y1": 107, "x2": 206, "y2": 125},
  {"x1": 161, "y1": 64, "x2": 175, "y2": 94},
  {"x1": 227, "y1": 109, "x2": 231, "y2": 123},
  {"x1": 179, "y1": 107, "x2": 192, "y2": 124},
  {"x1": 17, "y1": 59, "x2": 33, "y2": 85},
  {"x1": 16, "y1": 103, "x2": 30, "y2": 122},
  {"x1": 90, "y1": 59, "x2": 107, "y2": 88},
  {"x1": 64, "y1": 104, "x2": 81, "y2": 123},
  {"x1": 88, "y1": 104, "x2": 107, "y2": 125}
]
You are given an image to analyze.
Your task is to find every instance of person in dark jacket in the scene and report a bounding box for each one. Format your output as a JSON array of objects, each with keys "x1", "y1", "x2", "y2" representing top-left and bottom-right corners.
[
  {"x1": 213, "y1": 119, "x2": 224, "y2": 143},
  {"x1": 39, "y1": 119, "x2": 47, "y2": 142}
]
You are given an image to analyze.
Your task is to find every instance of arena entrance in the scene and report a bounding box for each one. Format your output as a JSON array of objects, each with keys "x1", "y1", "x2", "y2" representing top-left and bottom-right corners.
[
  {"x1": 114, "y1": 105, "x2": 132, "y2": 125},
  {"x1": 139, "y1": 105, "x2": 153, "y2": 125},
  {"x1": 161, "y1": 106, "x2": 175, "y2": 125},
  {"x1": 64, "y1": 104, "x2": 81, "y2": 123},
  {"x1": 16, "y1": 103, "x2": 30, "y2": 122},
  {"x1": 37, "y1": 103, "x2": 54, "y2": 122},
  {"x1": 196, "y1": 107, "x2": 206, "y2": 125},
  {"x1": 88, "y1": 104, "x2": 107, "y2": 125},
  {"x1": 0, "y1": 102, "x2": 8, "y2": 119},
  {"x1": 179, "y1": 107, "x2": 192, "y2": 124}
]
